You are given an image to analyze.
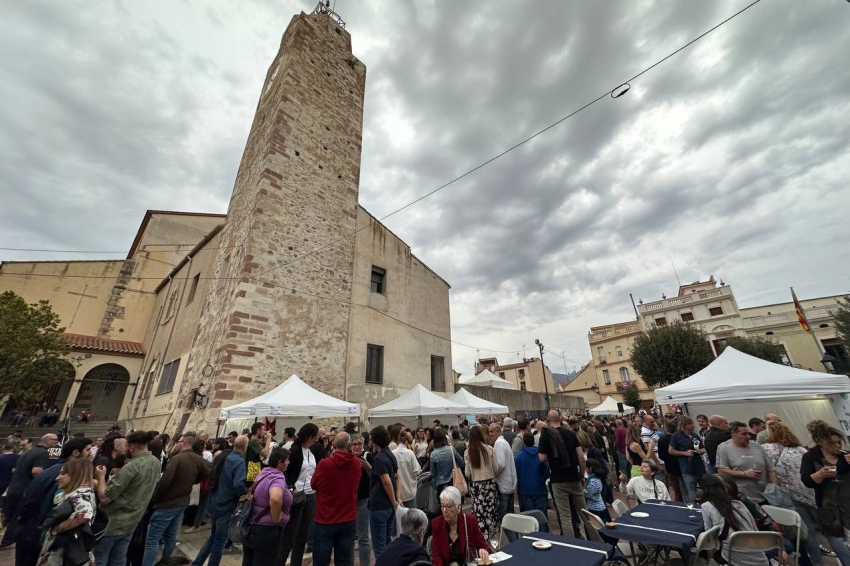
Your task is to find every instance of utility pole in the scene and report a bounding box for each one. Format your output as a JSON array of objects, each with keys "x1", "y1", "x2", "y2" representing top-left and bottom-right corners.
[{"x1": 535, "y1": 339, "x2": 551, "y2": 411}]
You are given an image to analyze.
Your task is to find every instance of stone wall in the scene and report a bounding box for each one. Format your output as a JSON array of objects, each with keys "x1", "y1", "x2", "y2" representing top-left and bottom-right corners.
[
  {"x1": 174, "y1": 12, "x2": 367, "y2": 432},
  {"x1": 454, "y1": 383, "x2": 584, "y2": 417}
]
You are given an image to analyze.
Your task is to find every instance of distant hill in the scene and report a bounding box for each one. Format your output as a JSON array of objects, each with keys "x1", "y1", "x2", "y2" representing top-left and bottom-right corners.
[{"x1": 552, "y1": 370, "x2": 578, "y2": 387}]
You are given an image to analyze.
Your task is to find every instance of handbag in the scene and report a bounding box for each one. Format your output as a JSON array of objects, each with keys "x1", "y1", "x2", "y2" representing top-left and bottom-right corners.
[
  {"x1": 246, "y1": 460, "x2": 262, "y2": 483},
  {"x1": 451, "y1": 447, "x2": 468, "y2": 497},
  {"x1": 228, "y1": 474, "x2": 272, "y2": 544}
]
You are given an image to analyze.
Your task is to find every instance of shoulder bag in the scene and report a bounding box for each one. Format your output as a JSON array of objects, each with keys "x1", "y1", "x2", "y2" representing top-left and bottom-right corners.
[
  {"x1": 228, "y1": 474, "x2": 273, "y2": 544},
  {"x1": 451, "y1": 446, "x2": 468, "y2": 496}
]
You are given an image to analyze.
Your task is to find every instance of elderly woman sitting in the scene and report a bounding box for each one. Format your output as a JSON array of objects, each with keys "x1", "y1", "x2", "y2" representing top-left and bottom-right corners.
[
  {"x1": 431, "y1": 486, "x2": 491, "y2": 566},
  {"x1": 375, "y1": 508, "x2": 430, "y2": 566}
]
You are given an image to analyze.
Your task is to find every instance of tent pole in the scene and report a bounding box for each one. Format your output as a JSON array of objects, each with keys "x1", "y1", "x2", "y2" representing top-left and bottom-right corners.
[{"x1": 215, "y1": 420, "x2": 222, "y2": 438}]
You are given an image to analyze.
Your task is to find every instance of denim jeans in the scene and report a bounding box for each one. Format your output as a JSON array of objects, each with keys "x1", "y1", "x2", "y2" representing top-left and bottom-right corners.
[
  {"x1": 312, "y1": 520, "x2": 356, "y2": 566},
  {"x1": 142, "y1": 506, "x2": 186, "y2": 566},
  {"x1": 242, "y1": 523, "x2": 282, "y2": 566},
  {"x1": 194, "y1": 493, "x2": 209, "y2": 528},
  {"x1": 825, "y1": 533, "x2": 850, "y2": 566},
  {"x1": 519, "y1": 495, "x2": 550, "y2": 533},
  {"x1": 191, "y1": 513, "x2": 230, "y2": 566},
  {"x1": 680, "y1": 473, "x2": 699, "y2": 504},
  {"x1": 498, "y1": 491, "x2": 517, "y2": 542},
  {"x1": 793, "y1": 503, "x2": 823, "y2": 566},
  {"x1": 94, "y1": 532, "x2": 133, "y2": 566},
  {"x1": 356, "y1": 499, "x2": 371, "y2": 566},
  {"x1": 617, "y1": 453, "x2": 630, "y2": 479},
  {"x1": 369, "y1": 507, "x2": 395, "y2": 558}
]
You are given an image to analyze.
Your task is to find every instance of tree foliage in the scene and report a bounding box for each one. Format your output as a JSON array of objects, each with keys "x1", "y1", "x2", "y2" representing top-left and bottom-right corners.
[
  {"x1": 621, "y1": 383, "x2": 642, "y2": 409},
  {"x1": 835, "y1": 295, "x2": 850, "y2": 355},
  {"x1": 722, "y1": 335, "x2": 785, "y2": 364},
  {"x1": 0, "y1": 291, "x2": 70, "y2": 406},
  {"x1": 630, "y1": 321, "x2": 714, "y2": 388}
]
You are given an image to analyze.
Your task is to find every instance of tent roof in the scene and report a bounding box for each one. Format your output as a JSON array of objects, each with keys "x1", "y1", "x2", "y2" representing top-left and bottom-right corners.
[
  {"x1": 367, "y1": 384, "x2": 470, "y2": 417},
  {"x1": 459, "y1": 369, "x2": 517, "y2": 390},
  {"x1": 654, "y1": 347, "x2": 850, "y2": 404},
  {"x1": 219, "y1": 374, "x2": 360, "y2": 419},
  {"x1": 448, "y1": 388, "x2": 510, "y2": 415},
  {"x1": 589, "y1": 395, "x2": 635, "y2": 415}
]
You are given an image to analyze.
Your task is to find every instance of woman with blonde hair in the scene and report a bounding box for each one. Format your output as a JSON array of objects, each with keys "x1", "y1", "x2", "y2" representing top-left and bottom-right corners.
[
  {"x1": 38, "y1": 458, "x2": 97, "y2": 566},
  {"x1": 626, "y1": 424, "x2": 652, "y2": 479},
  {"x1": 463, "y1": 424, "x2": 501, "y2": 541}
]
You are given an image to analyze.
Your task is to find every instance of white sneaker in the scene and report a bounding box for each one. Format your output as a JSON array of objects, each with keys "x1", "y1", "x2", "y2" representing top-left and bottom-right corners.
[{"x1": 183, "y1": 527, "x2": 199, "y2": 534}]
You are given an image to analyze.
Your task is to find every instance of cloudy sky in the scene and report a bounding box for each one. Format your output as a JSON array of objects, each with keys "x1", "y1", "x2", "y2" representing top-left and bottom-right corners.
[{"x1": 2, "y1": 0, "x2": 849, "y2": 377}]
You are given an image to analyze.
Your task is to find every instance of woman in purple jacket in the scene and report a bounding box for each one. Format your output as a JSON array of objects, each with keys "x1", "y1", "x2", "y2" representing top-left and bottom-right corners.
[{"x1": 243, "y1": 448, "x2": 292, "y2": 566}]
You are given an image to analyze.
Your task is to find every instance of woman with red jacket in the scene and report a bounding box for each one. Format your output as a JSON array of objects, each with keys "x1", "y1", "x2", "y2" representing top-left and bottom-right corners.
[{"x1": 431, "y1": 486, "x2": 491, "y2": 566}]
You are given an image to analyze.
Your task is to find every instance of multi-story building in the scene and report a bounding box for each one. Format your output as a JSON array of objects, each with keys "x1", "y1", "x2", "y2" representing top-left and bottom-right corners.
[
  {"x1": 742, "y1": 295, "x2": 849, "y2": 374},
  {"x1": 474, "y1": 357, "x2": 554, "y2": 394}
]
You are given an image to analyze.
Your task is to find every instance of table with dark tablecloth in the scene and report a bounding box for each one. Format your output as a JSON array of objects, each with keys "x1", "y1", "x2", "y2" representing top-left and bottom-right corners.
[
  {"x1": 600, "y1": 499, "x2": 705, "y2": 561},
  {"x1": 499, "y1": 531, "x2": 623, "y2": 566}
]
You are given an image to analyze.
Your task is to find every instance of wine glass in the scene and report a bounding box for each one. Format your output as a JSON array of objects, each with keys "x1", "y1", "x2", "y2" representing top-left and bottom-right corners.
[{"x1": 466, "y1": 547, "x2": 480, "y2": 566}]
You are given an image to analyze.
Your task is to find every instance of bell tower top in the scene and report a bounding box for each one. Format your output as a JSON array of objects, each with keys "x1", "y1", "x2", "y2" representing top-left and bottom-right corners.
[{"x1": 312, "y1": 0, "x2": 346, "y2": 29}]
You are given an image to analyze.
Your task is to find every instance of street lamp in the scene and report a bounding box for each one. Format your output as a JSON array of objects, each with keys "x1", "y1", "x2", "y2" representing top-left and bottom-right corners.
[
  {"x1": 535, "y1": 339, "x2": 551, "y2": 411},
  {"x1": 821, "y1": 353, "x2": 837, "y2": 374}
]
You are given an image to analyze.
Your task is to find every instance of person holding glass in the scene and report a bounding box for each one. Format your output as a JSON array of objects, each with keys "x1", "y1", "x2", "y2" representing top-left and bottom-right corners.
[
  {"x1": 430, "y1": 486, "x2": 491, "y2": 566},
  {"x1": 668, "y1": 416, "x2": 706, "y2": 504},
  {"x1": 801, "y1": 420, "x2": 850, "y2": 566}
]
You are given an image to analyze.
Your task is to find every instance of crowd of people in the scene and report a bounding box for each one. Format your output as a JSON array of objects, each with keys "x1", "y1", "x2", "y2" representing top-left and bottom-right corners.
[{"x1": 0, "y1": 408, "x2": 847, "y2": 566}]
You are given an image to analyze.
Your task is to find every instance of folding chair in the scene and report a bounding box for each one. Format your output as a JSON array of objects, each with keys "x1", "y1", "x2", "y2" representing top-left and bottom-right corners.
[
  {"x1": 728, "y1": 531, "x2": 783, "y2": 566},
  {"x1": 669, "y1": 525, "x2": 721, "y2": 566},
  {"x1": 612, "y1": 499, "x2": 630, "y2": 518},
  {"x1": 763, "y1": 505, "x2": 802, "y2": 566},
  {"x1": 520, "y1": 510, "x2": 548, "y2": 533},
  {"x1": 581, "y1": 509, "x2": 642, "y2": 562},
  {"x1": 501, "y1": 513, "x2": 539, "y2": 538}
]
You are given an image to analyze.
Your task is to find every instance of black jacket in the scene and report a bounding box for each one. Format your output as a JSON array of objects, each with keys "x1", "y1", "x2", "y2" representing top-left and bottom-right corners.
[
  {"x1": 704, "y1": 427, "x2": 731, "y2": 467},
  {"x1": 800, "y1": 446, "x2": 850, "y2": 507},
  {"x1": 375, "y1": 534, "x2": 429, "y2": 566},
  {"x1": 284, "y1": 441, "x2": 325, "y2": 488}
]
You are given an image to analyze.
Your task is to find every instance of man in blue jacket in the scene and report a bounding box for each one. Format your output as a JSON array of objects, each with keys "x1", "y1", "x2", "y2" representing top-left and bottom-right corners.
[
  {"x1": 514, "y1": 432, "x2": 550, "y2": 532},
  {"x1": 191, "y1": 435, "x2": 248, "y2": 566}
]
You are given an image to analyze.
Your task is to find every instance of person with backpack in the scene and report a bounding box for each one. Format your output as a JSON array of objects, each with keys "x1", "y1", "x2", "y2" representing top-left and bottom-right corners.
[
  {"x1": 538, "y1": 409, "x2": 587, "y2": 538},
  {"x1": 191, "y1": 436, "x2": 248, "y2": 566},
  {"x1": 243, "y1": 448, "x2": 292, "y2": 566}
]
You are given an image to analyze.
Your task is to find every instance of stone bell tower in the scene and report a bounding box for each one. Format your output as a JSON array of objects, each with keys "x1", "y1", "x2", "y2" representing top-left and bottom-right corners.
[{"x1": 178, "y1": 8, "x2": 366, "y2": 428}]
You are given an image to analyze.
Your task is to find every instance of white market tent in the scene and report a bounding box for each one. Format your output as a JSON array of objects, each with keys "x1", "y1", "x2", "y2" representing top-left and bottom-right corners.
[
  {"x1": 459, "y1": 369, "x2": 517, "y2": 390},
  {"x1": 448, "y1": 388, "x2": 510, "y2": 415},
  {"x1": 589, "y1": 395, "x2": 635, "y2": 416},
  {"x1": 219, "y1": 374, "x2": 360, "y2": 419},
  {"x1": 654, "y1": 347, "x2": 850, "y2": 442},
  {"x1": 367, "y1": 384, "x2": 470, "y2": 418}
]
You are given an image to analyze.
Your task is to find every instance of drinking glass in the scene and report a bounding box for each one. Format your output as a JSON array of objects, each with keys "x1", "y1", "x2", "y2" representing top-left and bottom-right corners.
[{"x1": 466, "y1": 547, "x2": 480, "y2": 566}]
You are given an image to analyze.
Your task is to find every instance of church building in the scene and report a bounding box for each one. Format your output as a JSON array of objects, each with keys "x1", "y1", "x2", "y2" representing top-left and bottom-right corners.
[{"x1": 0, "y1": 8, "x2": 453, "y2": 434}]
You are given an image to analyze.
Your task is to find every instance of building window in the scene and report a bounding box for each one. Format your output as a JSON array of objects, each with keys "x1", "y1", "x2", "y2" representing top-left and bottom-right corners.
[
  {"x1": 186, "y1": 273, "x2": 200, "y2": 305},
  {"x1": 365, "y1": 344, "x2": 384, "y2": 384},
  {"x1": 603, "y1": 370, "x2": 611, "y2": 385},
  {"x1": 431, "y1": 355, "x2": 445, "y2": 392},
  {"x1": 616, "y1": 346, "x2": 623, "y2": 358},
  {"x1": 520, "y1": 381, "x2": 527, "y2": 391},
  {"x1": 655, "y1": 317, "x2": 667, "y2": 326},
  {"x1": 499, "y1": 372, "x2": 506, "y2": 379},
  {"x1": 518, "y1": 369, "x2": 526, "y2": 377},
  {"x1": 777, "y1": 344, "x2": 792, "y2": 366},
  {"x1": 681, "y1": 312, "x2": 694, "y2": 322},
  {"x1": 219, "y1": 254, "x2": 230, "y2": 289},
  {"x1": 620, "y1": 367, "x2": 630, "y2": 382},
  {"x1": 155, "y1": 358, "x2": 181, "y2": 395},
  {"x1": 142, "y1": 369, "x2": 155, "y2": 400},
  {"x1": 163, "y1": 287, "x2": 180, "y2": 322},
  {"x1": 709, "y1": 306, "x2": 723, "y2": 316},
  {"x1": 370, "y1": 266, "x2": 385, "y2": 294}
]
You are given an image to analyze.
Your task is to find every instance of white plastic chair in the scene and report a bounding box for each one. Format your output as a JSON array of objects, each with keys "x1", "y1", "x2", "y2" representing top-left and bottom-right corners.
[
  {"x1": 728, "y1": 531, "x2": 783, "y2": 566},
  {"x1": 500, "y1": 513, "x2": 539, "y2": 538},
  {"x1": 763, "y1": 505, "x2": 802, "y2": 566},
  {"x1": 612, "y1": 498, "x2": 630, "y2": 518},
  {"x1": 580, "y1": 509, "x2": 605, "y2": 542},
  {"x1": 690, "y1": 525, "x2": 720, "y2": 566},
  {"x1": 520, "y1": 510, "x2": 548, "y2": 532}
]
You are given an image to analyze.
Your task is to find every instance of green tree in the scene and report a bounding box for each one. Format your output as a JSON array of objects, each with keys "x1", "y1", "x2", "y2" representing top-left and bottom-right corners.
[
  {"x1": 722, "y1": 335, "x2": 785, "y2": 364},
  {"x1": 0, "y1": 291, "x2": 69, "y2": 406},
  {"x1": 621, "y1": 383, "x2": 642, "y2": 409},
  {"x1": 631, "y1": 321, "x2": 714, "y2": 388},
  {"x1": 835, "y1": 295, "x2": 850, "y2": 355}
]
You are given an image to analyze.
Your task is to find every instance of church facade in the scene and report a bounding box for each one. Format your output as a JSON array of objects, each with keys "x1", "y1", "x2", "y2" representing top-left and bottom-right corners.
[{"x1": 0, "y1": 10, "x2": 453, "y2": 433}]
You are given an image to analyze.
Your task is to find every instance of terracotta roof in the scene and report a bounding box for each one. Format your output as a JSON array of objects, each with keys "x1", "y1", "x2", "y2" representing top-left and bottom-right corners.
[{"x1": 62, "y1": 333, "x2": 146, "y2": 356}]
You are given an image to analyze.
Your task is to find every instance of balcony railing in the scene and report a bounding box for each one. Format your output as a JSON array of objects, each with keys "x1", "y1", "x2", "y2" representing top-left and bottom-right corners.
[{"x1": 598, "y1": 356, "x2": 607, "y2": 364}]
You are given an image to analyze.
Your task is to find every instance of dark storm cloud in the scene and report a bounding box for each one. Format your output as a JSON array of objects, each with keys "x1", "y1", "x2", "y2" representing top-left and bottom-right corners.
[{"x1": 2, "y1": 0, "x2": 849, "y2": 374}]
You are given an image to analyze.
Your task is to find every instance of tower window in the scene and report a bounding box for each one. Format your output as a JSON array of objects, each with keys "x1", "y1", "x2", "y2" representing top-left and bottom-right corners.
[
  {"x1": 365, "y1": 344, "x2": 384, "y2": 384},
  {"x1": 186, "y1": 273, "x2": 200, "y2": 305},
  {"x1": 431, "y1": 356, "x2": 445, "y2": 392},
  {"x1": 603, "y1": 370, "x2": 611, "y2": 385},
  {"x1": 709, "y1": 307, "x2": 724, "y2": 316},
  {"x1": 655, "y1": 317, "x2": 667, "y2": 326},
  {"x1": 681, "y1": 312, "x2": 694, "y2": 322},
  {"x1": 370, "y1": 267, "x2": 385, "y2": 294}
]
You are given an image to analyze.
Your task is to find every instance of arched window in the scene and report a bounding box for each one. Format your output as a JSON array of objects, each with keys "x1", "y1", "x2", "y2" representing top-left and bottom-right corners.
[
  {"x1": 620, "y1": 367, "x2": 630, "y2": 382},
  {"x1": 616, "y1": 346, "x2": 623, "y2": 358}
]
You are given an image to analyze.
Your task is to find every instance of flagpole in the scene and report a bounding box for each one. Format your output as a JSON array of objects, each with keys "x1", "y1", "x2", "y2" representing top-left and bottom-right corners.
[{"x1": 791, "y1": 287, "x2": 825, "y2": 356}]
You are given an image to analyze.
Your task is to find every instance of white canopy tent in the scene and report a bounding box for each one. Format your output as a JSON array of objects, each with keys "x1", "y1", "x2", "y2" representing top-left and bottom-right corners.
[
  {"x1": 367, "y1": 384, "x2": 469, "y2": 419},
  {"x1": 655, "y1": 347, "x2": 850, "y2": 441},
  {"x1": 219, "y1": 374, "x2": 360, "y2": 419},
  {"x1": 448, "y1": 388, "x2": 510, "y2": 415},
  {"x1": 459, "y1": 369, "x2": 517, "y2": 390},
  {"x1": 589, "y1": 395, "x2": 634, "y2": 416}
]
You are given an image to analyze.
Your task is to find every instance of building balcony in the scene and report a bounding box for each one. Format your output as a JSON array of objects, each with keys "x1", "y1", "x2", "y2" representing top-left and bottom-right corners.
[
  {"x1": 589, "y1": 321, "x2": 642, "y2": 344},
  {"x1": 747, "y1": 305, "x2": 840, "y2": 328},
  {"x1": 639, "y1": 287, "x2": 730, "y2": 314}
]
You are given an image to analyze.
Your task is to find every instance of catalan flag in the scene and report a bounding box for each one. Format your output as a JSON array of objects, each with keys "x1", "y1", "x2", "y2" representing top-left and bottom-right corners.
[{"x1": 791, "y1": 287, "x2": 811, "y2": 333}]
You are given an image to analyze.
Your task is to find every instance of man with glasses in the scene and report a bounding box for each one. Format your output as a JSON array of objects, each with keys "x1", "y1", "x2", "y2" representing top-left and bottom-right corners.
[
  {"x1": 716, "y1": 421, "x2": 778, "y2": 503},
  {"x1": 0, "y1": 433, "x2": 59, "y2": 547}
]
